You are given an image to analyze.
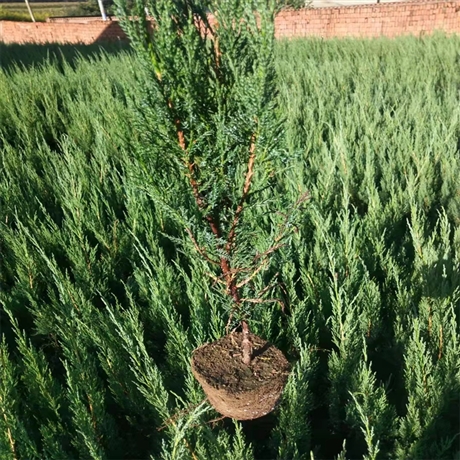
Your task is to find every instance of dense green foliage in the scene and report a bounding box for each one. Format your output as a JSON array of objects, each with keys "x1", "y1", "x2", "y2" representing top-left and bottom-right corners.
[
  {"x1": 0, "y1": 34, "x2": 459, "y2": 459},
  {"x1": 116, "y1": 0, "x2": 298, "y2": 339}
]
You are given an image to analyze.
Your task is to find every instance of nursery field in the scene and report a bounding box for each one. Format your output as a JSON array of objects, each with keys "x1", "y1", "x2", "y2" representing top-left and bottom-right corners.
[{"x1": 0, "y1": 34, "x2": 460, "y2": 459}]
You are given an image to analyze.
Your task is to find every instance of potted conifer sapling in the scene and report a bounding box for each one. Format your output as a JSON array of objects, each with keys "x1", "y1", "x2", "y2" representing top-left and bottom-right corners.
[{"x1": 119, "y1": 0, "x2": 308, "y2": 420}]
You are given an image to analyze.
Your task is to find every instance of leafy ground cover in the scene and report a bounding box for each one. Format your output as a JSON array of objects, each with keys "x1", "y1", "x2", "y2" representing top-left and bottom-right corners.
[{"x1": 0, "y1": 34, "x2": 459, "y2": 459}]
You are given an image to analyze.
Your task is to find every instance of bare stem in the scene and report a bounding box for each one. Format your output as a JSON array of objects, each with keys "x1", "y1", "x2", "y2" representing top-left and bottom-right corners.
[{"x1": 241, "y1": 320, "x2": 252, "y2": 366}]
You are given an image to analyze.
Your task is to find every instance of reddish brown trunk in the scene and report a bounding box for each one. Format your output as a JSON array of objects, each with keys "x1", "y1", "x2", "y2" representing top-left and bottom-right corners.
[
  {"x1": 173, "y1": 114, "x2": 254, "y2": 365},
  {"x1": 241, "y1": 320, "x2": 252, "y2": 365}
]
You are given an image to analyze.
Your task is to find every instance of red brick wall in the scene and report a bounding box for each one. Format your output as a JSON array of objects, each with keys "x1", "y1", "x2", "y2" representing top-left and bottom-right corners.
[
  {"x1": 0, "y1": 1, "x2": 459, "y2": 44},
  {"x1": 275, "y1": 1, "x2": 460, "y2": 38},
  {"x1": 0, "y1": 18, "x2": 126, "y2": 44}
]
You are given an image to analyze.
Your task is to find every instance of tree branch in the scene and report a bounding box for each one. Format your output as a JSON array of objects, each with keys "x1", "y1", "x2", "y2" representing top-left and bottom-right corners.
[
  {"x1": 236, "y1": 259, "x2": 269, "y2": 289},
  {"x1": 240, "y1": 297, "x2": 286, "y2": 313},
  {"x1": 185, "y1": 228, "x2": 220, "y2": 266},
  {"x1": 225, "y1": 135, "x2": 257, "y2": 256}
]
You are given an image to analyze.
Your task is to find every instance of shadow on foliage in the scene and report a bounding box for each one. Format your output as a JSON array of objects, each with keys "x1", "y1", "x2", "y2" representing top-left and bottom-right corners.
[{"x1": 0, "y1": 42, "x2": 131, "y2": 72}]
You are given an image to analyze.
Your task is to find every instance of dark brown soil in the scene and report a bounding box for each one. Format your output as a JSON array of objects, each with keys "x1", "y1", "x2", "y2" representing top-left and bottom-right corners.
[{"x1": 191, "y1": 332, "x2": 290, "y2": 420}]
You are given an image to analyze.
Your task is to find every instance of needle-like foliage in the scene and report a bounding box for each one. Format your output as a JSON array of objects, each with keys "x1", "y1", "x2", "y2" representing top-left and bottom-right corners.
[
  {"x1": 0, "y1": 34, "x2": 459, "y2": 459},
  {"x1": 116, "y1": 0, "x2": 306, "y2": 360}
]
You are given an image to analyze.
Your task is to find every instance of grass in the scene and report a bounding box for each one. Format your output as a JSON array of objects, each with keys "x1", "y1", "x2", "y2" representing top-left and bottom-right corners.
[{"x1": 0, "y1": 34, "x2": 459, "y2": 459}]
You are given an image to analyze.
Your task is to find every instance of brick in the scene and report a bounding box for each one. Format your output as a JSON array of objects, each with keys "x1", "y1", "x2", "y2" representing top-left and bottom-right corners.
[{"x1": 1, "y1": 1, "x2": 460, "y2": 44}]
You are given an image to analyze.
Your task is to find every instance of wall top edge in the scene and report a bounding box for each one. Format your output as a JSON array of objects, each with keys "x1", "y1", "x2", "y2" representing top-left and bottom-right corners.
[{"x1": 0, "y1": 0, "x2": 458, "y2": 27}]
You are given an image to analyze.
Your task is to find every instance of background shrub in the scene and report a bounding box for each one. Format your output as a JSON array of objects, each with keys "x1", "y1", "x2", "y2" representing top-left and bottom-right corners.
[{"x1": 0, "y1": 34, "x2": 459, "y2": 459}]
